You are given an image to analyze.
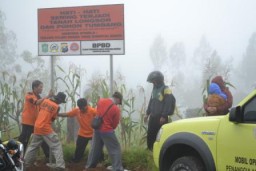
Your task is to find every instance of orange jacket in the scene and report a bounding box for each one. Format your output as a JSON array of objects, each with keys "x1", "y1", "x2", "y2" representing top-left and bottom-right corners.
[
  {"x1": 67, "y1": 106, "x2": 97, "y2": 137},
  {"x1": 34, "y1": 99, "x2": 59, "y2": 135},
  {"x1": 21, "y1": 92, "x2": 41, "y2": 126}
]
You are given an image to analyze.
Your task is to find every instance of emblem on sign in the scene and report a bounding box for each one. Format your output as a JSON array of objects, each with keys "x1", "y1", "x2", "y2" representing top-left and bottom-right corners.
[
  {"x1": 70, "y1": 43, "x2": 79, "y2": 51},
  {"x1": 42, "y1": 43, "x2": 48, "y2": 53},
  {"x1": 50, "y1": 43, "x2": 59, "y2": 53},
  {"x1": 61, "y1": 43, "x2": 68, "y2": 53}
]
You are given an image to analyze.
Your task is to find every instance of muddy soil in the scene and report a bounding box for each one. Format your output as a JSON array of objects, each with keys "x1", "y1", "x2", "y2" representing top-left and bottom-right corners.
[
  {"x1": 29, "y1": 160, "x2": 147, "y2": 171},
  {"x1": 29, "y1": 160, "x2": 109, "y2": 171}
]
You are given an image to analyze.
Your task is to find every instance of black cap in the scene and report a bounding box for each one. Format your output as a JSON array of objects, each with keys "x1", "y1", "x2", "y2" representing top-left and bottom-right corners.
[
  {"x1": 112, "y1": 91, "x2": 123, "y2": 105},
  {"x1": 55, "y1": 92, "x2": 66, "y2": 103}
]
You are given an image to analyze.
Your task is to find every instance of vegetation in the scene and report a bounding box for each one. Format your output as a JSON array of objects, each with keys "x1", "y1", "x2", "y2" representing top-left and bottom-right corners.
[
  {"x1": 1, "y1": 7, "x2": 256, "y2": 170},
  {"x1": 36, "y1": 143, "x2": 157, "y2": 171},
  {"x1": 0, "y1": 72, "x2": 28, "y2": 137},
  {"x1": 122, "y1": 148, "x2": 158, "y2": 171}
]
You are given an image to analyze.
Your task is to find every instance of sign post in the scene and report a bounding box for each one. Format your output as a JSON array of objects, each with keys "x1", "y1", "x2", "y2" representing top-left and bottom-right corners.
[
  {"x1": 38, "y1": 5, "x2": 125, "y2": 159},
  {"x1": 38, "y1": 4, "x2": 125, "y2": 94},
  {"x1": 110, "y1": 55, "x2": 113, "y2": 95},
  {"x1": 50, "y1": 56, "x2": 54, "y2": 90}
]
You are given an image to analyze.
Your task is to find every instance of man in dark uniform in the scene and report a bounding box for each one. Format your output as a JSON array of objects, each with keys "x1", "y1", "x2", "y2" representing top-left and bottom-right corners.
[{"x1": 144, "y1": 71, "x2": 176, "y2": 151}]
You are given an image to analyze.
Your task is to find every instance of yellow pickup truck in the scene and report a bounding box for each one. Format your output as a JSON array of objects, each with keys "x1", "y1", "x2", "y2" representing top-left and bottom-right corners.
[{"x1": 153, "y1": 89, "x2": 256, "y2": 171}]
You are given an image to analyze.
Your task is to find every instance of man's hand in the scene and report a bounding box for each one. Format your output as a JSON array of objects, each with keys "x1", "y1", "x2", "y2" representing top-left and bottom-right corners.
[
  {"x1": 160, "y1": 117, "x2": 167, "y2": 125},
  {"x1": 207, "y1": 106, "x2": 217, "y2": 114},
  {"x1": 144, "y1": 115, "x2": 149, "y2": 124},
  {"x1": 58, "y1": 113, "x2": 68, "y2": 117},
  {"x1": 48, "y1": 89, "x2": 54, "y2": 98}
]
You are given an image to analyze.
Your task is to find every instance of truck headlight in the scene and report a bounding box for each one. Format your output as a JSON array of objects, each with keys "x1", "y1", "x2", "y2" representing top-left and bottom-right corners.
[{"x1": 156, "y1": 128, "x2": 163, "y2": 142}]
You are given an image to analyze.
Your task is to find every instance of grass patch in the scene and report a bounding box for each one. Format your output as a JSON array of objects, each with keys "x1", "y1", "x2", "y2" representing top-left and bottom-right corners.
[
  {"x1": 27, "y1": 141, "x2": 159, "y2": 171},
  {"x1": 62, "y1": 142, "x2": 76, "y2": 161},
  {"x1": 122, "y1": 147, "x2": 158, "y2": 171}
]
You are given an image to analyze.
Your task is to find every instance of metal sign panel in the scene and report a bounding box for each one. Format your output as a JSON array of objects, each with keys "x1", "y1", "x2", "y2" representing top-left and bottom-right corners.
[{"x1": 38, "y1": 4, "x2": 125, "y2": 55}]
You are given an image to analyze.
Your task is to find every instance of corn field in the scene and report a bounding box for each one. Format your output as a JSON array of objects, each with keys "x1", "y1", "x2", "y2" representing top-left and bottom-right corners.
[{"x1": 0, "y1": 65, "x2": 182, "y2": 150}]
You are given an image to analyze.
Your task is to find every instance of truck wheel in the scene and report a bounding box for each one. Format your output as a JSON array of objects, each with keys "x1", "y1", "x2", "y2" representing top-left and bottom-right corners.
[{"x1": 169, "y1": 156, "x2": 204, "y2": 171}]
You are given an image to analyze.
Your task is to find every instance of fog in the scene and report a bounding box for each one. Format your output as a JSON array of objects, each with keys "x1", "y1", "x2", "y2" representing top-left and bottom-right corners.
[{"x1": 1, "y1": 0, "x2": 256, "y2": 111}]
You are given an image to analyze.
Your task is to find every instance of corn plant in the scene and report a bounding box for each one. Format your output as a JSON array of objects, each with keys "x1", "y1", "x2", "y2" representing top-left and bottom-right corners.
[
  {"x1": 118, "y1": 88, "x2": 149, "y2": 149},
  {"x1": 119, "y1": 90, "x2": 136, "y2": 149},
  {"x1": 84, "y1": 72, "x2": 145, "y2": 148},
  {"x1": 85, "y1": 73, "x2": 110, "y2": 107},
  {"x1": 0, "y1": 81, "x2": 12, "y2": 137},
  {"x1": 55, "y1": 64, "x2": 83, "y2": 142},
  {"x1": 0, "y1": 71, "x2": 29, "y2": 138},
  {"x1": 136, "y1": 86, "x2": 148, "y2": 146},
  {"x1": 84, "y1": 72, "x2": 184, "y2": 148}
]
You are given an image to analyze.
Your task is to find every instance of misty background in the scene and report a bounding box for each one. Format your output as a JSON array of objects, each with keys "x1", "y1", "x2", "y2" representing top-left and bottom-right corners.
[{"x1": 1, "y1": 0, "x2": 256, "y2": 117}]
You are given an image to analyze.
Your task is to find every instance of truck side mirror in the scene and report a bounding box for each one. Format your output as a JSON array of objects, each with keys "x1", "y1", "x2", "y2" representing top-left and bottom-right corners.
[{"x1": 229, "y1": 106, "x2": 243, "y2": 123}]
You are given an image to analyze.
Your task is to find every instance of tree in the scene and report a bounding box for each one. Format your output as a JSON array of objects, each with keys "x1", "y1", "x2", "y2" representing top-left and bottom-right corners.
[
  {"x1": 149, "y1": 35, "x2": 167, "y2": 70},
  {"x1": 193, "y1": 36, "x2": 212, "y2": 67},
  {"x1": 166, "y1": 41, "x2": 186, "y2": 90},
  {"x1": 239, "y1": 32, "x2": 256, "y2": 91},
  {"x1": 0, "y1": 10, "x2": 18, "y2": 73},
  {"x1": 20, "y1": 51, "x2": 51, "y2": 92},
  {"x1": 0, "y1": 9, "x2": 50, "y2": 93},
  {"x1": 202, "y1": 50, "x2": 232, "y2": 84},
  {"x1": 0, "y1": 10, "x2": 51, "y2": 136},
  {"x1": 174, "y1": 36, "x2": 213, "y2": 110},
  {"x1": 168, "y1": 42, "x2": 186, "y2": 70},
  {"x1": 193, "y1": 36, "x2": 232, "y2": 89}
]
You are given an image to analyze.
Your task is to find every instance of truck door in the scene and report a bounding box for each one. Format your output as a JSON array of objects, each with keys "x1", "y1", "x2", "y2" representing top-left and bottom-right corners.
[{"x1": 217, "y1": 96, "x2": 256, "y2": 171}]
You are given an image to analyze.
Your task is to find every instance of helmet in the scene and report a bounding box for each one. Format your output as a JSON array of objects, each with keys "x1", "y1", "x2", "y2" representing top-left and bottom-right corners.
[
  {"x1": 6, "y1": 139, "x2": 18, "y2": 150},
  {"x1": 147, "y1": 71, "x2": 164, "y2": 83}
]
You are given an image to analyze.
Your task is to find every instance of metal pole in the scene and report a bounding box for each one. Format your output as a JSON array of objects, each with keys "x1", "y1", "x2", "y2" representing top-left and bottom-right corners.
[
  {"x1": 50, "y1": 55, "x2": 54, "y2": 165},
  {"x1": 110, "y1": 55, "x2": 113, "y2": 95},
  {"x1": 51, "y1": 56, "x2": 54, "y2": 90}
]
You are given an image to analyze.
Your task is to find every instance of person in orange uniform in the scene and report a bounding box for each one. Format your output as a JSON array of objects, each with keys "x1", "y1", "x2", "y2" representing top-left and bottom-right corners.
[
  {"x1": 18, "y1": 80, "x2": 53, "y2": 157},
  {"x1": 85, "y1": 92, "x2": 125, "y2": 171},
  {"x1": 24, "y1": 92, "x2": 67, "y2": 171},
  {"x1": 58, "y1": 98, "x2": 97, "y2": 163}
]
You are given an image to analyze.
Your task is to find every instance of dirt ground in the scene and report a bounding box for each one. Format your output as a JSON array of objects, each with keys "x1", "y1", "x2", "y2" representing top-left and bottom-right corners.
[
  {"x1": 29, "y1": 160, "x2": 109, "y2": 171},
  {"x1": 29, "y1": 160, "x2": 147, "y2": 171}
]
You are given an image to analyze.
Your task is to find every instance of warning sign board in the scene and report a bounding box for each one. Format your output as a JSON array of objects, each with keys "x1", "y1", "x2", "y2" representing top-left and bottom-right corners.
[{"x1": 38, "y1": 4, "x2": 125, "y2": 55}]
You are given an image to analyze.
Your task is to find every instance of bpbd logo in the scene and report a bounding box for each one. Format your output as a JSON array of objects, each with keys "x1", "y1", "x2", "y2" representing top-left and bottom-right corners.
[{"x1": 92, "y1": 43, "x2": 111, "y2": 48}]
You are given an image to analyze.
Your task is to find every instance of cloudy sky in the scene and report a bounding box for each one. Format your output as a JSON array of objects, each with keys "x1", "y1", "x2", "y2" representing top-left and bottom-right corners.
[{"x1": 1, "y1": 0, "x2": 256, "y2": 91}]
